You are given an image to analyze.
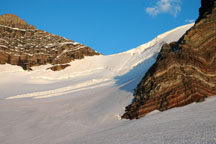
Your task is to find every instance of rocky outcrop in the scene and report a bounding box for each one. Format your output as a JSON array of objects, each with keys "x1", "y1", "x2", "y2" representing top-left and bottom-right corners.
[
  {"x1": 196, "y1": 0, "x2": 216, "y2": 23},
  {"x1": 122, "y1": 0, "x2": 216, "y2": 119},
  {"x1": 0, "y1": 14, "x2": 100, "y2": 70},
  {"x1": 47, "y1": 64, "x2": 71, "y2": 71}
]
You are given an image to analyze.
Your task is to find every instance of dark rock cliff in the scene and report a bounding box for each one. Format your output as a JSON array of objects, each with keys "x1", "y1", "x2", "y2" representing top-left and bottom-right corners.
[
  {"x1": 0, "y1": 14, "x2": 100, "y2": 70},
  {"x1": 122, "y1": 0, "x2": 216, "y2": 119}
]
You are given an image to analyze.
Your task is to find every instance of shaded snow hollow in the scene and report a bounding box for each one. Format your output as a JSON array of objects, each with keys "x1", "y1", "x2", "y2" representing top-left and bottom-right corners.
[{"x1": 1, "y1": 23, "x2": 216, "y2": 144}]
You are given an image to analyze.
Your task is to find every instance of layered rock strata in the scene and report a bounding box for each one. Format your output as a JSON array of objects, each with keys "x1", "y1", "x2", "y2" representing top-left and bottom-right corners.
[
  {"x1": 0, "y1": 14, "x2": 100, "y2": 70},
  {"x1": 122, "y1": 0, "x2": 216, "y2": 119}
]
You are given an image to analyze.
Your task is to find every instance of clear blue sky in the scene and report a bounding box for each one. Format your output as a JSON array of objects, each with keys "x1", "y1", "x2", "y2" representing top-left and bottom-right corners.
[{"x1": 1, "y1": 0, "x2": 200, "y2": 55}]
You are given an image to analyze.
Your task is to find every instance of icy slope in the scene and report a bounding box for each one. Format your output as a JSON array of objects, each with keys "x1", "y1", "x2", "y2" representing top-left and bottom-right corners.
[
  {"x1": 0, "y1": 23, "x2": 193, "y2": 100},
  {"x1": 1, "y1": 24, "x2": 215, "y2": 144}
]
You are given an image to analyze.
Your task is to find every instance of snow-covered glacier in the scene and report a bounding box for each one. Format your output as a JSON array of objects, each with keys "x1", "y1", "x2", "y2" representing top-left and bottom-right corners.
[{"x1": 1, "y1": 23, "x2": 216, "y2": 144}]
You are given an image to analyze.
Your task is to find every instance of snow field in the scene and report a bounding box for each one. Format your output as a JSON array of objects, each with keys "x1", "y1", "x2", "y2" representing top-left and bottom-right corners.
[{"x1": 2, "y1": 24, "x2": 214, "y2": 144}]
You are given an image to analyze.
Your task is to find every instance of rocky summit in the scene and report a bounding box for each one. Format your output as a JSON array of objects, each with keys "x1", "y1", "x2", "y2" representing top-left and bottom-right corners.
[
  {"x1": 122, "y1": 0, "x2": 216, "y2": 119},
  {"x1": 0, "y1": 14, "x2": 100, "y2": 71}
]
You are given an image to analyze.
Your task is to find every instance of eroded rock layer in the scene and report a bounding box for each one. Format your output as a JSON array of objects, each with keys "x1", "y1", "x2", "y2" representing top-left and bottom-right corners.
[
  {"x1": 0, "y1": 14, "x2": 100, "y2": 70},
  {"x1": 122, "y1": 0, "x2": 216, "y2": 119}
]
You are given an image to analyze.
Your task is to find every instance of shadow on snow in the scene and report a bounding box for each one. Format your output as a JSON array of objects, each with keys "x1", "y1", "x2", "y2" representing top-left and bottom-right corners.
[{"x1": 114, "y1": 53, "x2": 158, "y2": 93}]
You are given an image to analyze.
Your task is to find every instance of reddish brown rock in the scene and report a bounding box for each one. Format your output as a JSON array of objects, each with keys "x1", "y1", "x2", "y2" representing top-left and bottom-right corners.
[
  {"x1": 122, "y1": 0, "x2": 216, "y2": 119},
  {"x1": 0, "y1": 14, "x2": 36, "y2": 29},
  {"x1": 0, "y1": 14, "x2": 100, "y2": 70},
  {"x1": 47, "y1": 64, "x2": 71, "y2": 71}
]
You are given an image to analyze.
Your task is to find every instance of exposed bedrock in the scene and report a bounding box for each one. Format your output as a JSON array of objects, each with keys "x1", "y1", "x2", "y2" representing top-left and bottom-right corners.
[
  {"x1": 0, "y1": 14, "x2": 100, "y2": 71},
  {"x1": 122, "y1": 0, "x2": 216, "y2": 119}
]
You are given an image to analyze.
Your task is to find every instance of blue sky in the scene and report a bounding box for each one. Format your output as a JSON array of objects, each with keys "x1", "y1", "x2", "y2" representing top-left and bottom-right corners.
[{"x1": 1, "y1": 0, "x2": 200, "y2": 55}]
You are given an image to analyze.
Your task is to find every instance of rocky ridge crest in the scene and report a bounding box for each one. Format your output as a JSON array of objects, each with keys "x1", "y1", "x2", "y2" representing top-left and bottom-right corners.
[
  {"x1": 122, "y1": 0, "x2": 216, "y2": 119},
  {"x1": 0, "y1": 14, "x2": 100, "y2": 70}
]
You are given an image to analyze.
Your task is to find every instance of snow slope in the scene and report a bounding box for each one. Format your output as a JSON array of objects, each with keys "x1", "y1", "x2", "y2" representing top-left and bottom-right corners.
[{"x1": 1, "y1": 23, "x2": 216, "y2": 144}]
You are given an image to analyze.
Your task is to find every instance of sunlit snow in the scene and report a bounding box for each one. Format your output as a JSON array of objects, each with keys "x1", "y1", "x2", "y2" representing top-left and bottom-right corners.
[{"x1": 1, "y1": 23, "x2": 215, "y2": 144}]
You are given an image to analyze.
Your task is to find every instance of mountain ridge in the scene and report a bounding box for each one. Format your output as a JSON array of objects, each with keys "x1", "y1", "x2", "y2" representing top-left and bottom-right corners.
[
  {"x1": 0, "y1": 14, "x2": 100, "y2": 71},
  {"x1": 122, "y1": 0, "x2": 216, "y2": 119}
]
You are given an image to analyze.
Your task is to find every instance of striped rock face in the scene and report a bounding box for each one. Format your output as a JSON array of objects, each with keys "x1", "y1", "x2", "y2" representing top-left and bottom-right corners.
[
  {"x1": 122, "y1": 0, "x2": 216, "y2": 119},
  {"x1": 0, "y1": 14, "x2": 100, "y2": 71}
]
